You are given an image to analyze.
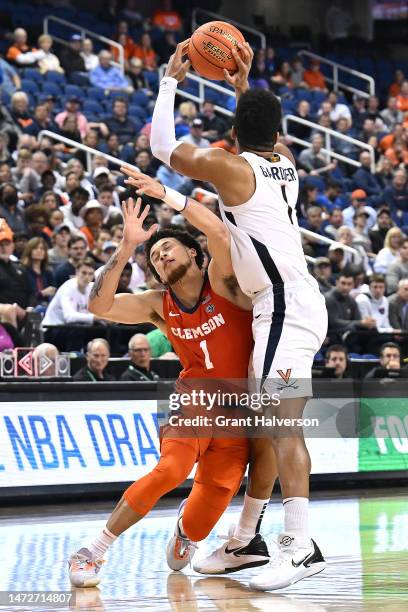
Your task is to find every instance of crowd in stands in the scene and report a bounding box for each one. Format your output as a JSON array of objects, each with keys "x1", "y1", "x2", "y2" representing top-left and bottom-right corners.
[{"x1": 0, "y1": 0, "x2": 407, "y2": 380}]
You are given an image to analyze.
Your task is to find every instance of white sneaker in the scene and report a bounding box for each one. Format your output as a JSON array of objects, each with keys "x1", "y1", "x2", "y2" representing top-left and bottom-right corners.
[
  {"x1": 193, "y1": 524, "x2": 269, "y2": 575},
  {"x1": 68, "y1": 547, "x2": 103, "y2": 588},
  {"x1": 166, "y1": 499, "x2": 198, "y2": 571},
  {"x1": 249, "y1": 532, "x2": 326, "y2": 591}
]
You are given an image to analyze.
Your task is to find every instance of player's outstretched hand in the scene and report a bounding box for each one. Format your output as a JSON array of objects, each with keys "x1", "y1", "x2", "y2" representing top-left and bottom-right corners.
[
  {"x1": 164, "y1": 39, "x2": 191, "y2": 82},
  {"x1": 223, "y1": 42, "x2": 253, "y2": 94},
  {"x1": 121, "y1": 197, "x2": 158, "y2": 247},
  {"x1": 121, "y1": 166, "x2": 166, "y2": 200}
]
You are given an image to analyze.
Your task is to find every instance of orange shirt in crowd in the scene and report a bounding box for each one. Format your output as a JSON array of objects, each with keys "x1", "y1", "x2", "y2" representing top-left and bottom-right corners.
[
  {"x1": 211, "y1": 139, "x2": 237, "y2": 155},
  {"x1": 303, "y1": 69, "x2": 326, "y2": 90},
  {"x1": 80, "y1": 226, "x2": 95, "y2": 250},
  {"x1": 396, "y1": 94, "x2": 408, "y2": 113},
  {"x1": 152, "y1": 10, "x2": 182, "y2": 31},
  {"x1": 7, "y1": 43, "x2": 38, "y2": 63},
  {"x1": 379, "y1": 133, "x2": 395, "y2": 152},
  {"x1": 389, "y1": 83, "x2": 401, "y2": 97},
  {"x1": 133, "y1": 45, "x2": 157, "y2": 70},
  {"x1": 111, "y1": 36, "x2": 136, "y2": 63},
  {"x1": 385, "y1": 146, "x2": 408, "y2": 166}
]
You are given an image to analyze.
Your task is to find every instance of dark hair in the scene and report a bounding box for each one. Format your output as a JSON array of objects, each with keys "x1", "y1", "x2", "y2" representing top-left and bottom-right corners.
[
  {"x1": 122, "y1": 261, "x2": 132, "y2": 272},
  {"x1": 24, "y1": 204, "x2": 50, "y2": 225},
  {"x1": 379, "y1": 342, "x2": 400, "y2": 357},
  {"x1": 68, "y1": 235, "x2": 87, "y2": 248},
  {"x1": 98, "y1": 183, "x2": 114, "y2": 193},
  {"x1": 75, "y1": 256, "x2": 95, "y2": 270},
  {"x1": 145, "y1": 227, "x2": 204, "y2": 281},
  {"x1": 326, "y1": 344, "x2": 348, "y2": 361},
  {"x1": 70, "y1": 186, "x2": 89, "y2": 199},
  {"x1": 113, "y1": 97, "x2": 128, "y2": 108},
  {"x1": 337, "y1": 272, "x2": 354, "y2": 280},
  {"x1": 369, "y1": 274, "x2": 385, "y2": 285},
  {"x1": 234, "y1": 89, "x2": 281, "y2": 150}
]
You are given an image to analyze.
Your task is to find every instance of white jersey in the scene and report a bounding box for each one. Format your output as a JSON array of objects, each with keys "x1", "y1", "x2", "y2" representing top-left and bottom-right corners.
[
  {"x1": 219, "y1": 151, "x2": 310, "y2": 297},
  {"x1": 42, "y1": 278, "x2": 94, "y2": 326}
]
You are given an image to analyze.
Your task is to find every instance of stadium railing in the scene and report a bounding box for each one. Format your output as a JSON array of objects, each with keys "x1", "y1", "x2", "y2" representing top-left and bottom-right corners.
[
  {"x1": 191, "y1": 187, "x2": 359, "y2": 258},
  {"x1": 191, "y1": 8, "x2": 266, "y2": 50},
  {"x1": 159, "y1": 64, "x2": 234, "y2": 117},
  {"x1": 43, "y1": 15, "x2": 125, "y2": 73},
  {"x1": 298, "y1": 50, "x2": 375, "y2": 99},
  {"x1": 282, "y1": 114, "x2": 376, "y2": 173},
  {"x1": 38, "y1": 130, "x2": 137, "y2": 173}
]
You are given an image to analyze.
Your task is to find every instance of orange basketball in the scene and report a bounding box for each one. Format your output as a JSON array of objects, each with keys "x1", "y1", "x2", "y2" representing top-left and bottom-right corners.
[{"x1": 188, "y1": 21, "x2": 245, "y2": 81}]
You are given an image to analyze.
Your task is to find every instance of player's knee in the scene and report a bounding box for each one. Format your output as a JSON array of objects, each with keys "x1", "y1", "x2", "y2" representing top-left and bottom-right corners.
[{"x1": 153, "y1": 462, "x2": 190, "y2": 488}]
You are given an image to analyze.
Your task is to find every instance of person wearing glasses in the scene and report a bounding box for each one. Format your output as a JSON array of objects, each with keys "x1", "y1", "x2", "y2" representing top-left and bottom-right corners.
[{"x1": 120, "y1": 332, "x2": 159, "y2": 381}]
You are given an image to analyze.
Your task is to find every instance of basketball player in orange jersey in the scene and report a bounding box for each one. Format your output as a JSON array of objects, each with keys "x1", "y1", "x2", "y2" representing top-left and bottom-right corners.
[
  {"x1": 68, "y1": 196, "x2": 272, "y2": 588},
  {"x1": 146, "y1": 40, "x2": 328, "y2": 591}
]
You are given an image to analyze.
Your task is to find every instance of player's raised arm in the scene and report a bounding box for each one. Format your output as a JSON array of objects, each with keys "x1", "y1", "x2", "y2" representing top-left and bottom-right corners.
[{"x1": 88, "y1": 198, "x2": 162, "y2": 324}]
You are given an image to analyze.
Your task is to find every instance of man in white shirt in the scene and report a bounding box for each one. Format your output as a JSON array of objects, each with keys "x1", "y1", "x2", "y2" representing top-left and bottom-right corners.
[
  {"x1": 180, "y1": 118, "x2": 210, "y2": 148},
  {"x1": 356, "y1": 274, "x2": 395, "y2": 332},
  {"x1": 327, "y1": 91, "x2": 352, "y2": 126},
  {"x1": 42, "y1": 258, "x2": 95, "y2": 327}
]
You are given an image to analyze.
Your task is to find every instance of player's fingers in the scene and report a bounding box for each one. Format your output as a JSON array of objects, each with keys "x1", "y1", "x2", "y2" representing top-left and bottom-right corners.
[
  {"x1": 140, "y1": 203, "x2": 150, "y2": 221},
  {"x1": 232, "y1": 47, "x2": 246, "y2": 71},
  {"x1": 133, "y1": 197, "x2": 141, "y2": 216},
  {"x1": 121, "y1": 199, "x2": 128, "y2": 218},
  {"x1": 120, "y1": 165, "x2": 139, "y2": 179},
  {"x1": 179, "y1": 38, "x2": 191, "y2": 54},
  {"x1": 181, "y1": 59, "x2": 191, "y2": 71},
  {"x1": 223, "y1": 68, "x2": 234, "y2": 84},
  {"x1": 147, "y1": 223, "x2": 159, "y2": 238},
  {"x1": 246, "y1": 42, "x2": 254, "y2": 59}
]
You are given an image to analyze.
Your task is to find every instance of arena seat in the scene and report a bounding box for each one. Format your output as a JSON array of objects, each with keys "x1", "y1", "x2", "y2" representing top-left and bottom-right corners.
[
  {"x1": 83, "y1": 99, "x2": 103, "y2": 115},
  {"x1": 64, "y1": 84, "x2": 85, "y2": 100},
  {"x1": 41, "y1": 82, "x2": 61, "y2": 98},
  {"x1": 44, "y1": 70, "x2": 66, "y2": 85},
  {"x1": 87, "y1": 86, "x2": 106, "y2": 101},
  {"x1": 21, "y1": 79, "x2": 39, "y2": 95},
  {"x1": 22, "y1": 68, "x2": 43, "y2": 82}
]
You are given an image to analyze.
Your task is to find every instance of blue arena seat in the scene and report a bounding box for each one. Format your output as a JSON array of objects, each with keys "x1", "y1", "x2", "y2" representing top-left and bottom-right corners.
[
  {"x1": 129, "y1": 105, "x2": 148, "y2": 121},
  {"x1": 87, "y1": 87, "x2": 106, "y2": 101},
  {"x1": 131, "y1": 90, "x2": 150, "y2": 107},
  {"x1": 64, "y1": 84, "x2": 85, "y2": 100},
  {"x1": 44, "y1": 71, "x2": 66, "y2": 85},
  {"x1": 22, "y1": 68, "x2": 42, "y2": 83},
  {"x1": 83, "y1": 99, "x2": 103, "y2": 115},
  {"x1": 41, "y1": 82, "x2": 61, "y2": 98},
  {"x1": 21, "y1": 79, "x2": 39, "y2": 95}
]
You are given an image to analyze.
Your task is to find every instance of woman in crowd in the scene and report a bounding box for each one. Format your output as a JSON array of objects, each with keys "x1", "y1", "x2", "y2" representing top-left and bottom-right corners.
[
  {"x1": 374, "y1": 227, "x2": 405, "y2": 273},
  {"x1": 21, "y1": 237, "x2": 56, "y2": 306}
]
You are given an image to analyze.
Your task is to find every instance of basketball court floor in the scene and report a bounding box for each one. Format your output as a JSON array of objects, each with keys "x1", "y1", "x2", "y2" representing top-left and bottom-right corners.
[{"x1": 1, "y1": 489, "x2": 407, "y2": 611}]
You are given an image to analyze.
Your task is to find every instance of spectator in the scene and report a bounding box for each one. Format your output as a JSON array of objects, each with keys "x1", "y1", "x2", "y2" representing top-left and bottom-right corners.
[
  {"x1": 81, "y1": 38, "x2": 99, "y2": 71},
  {"x1": 90, "y1": 51, "x2": 133, "y2": 94},
  {"x1": 369, "y1": 207, "x2": 394, "y2": 254},
  {"x1": 134, "y1": 33, "x2": 157, "y2": 71},
  {"x1": 47, "y1": 223, "x2": 71, "y2": 268},
  {"x1": 134, "y1": 149, "x2": 155, "y2": 177},
  {"x1": 120, "y1": 333, "x2": 159, "y2": 381},
  {"x1": 146, "y1": 327, "x2": 176, "y2": 358},
  {"x1": 290, "y1": 100, "x2": 312, "y2": 146},
  {"x1": 325, "y1": 272, "x2": 377, "y2": 352},
  {"x1": 198, "y1": 101, "x2": 227, "y2": 143},
  {"x1": 352, "y1": 209, "x2": 372, "y2": 248},
  {"x1": 104, "y1": 98, "x2": 140, "y2": 145},
  {"x1": 0, "y1": 220, "x2": 32, "y2": 310},
  {"x1": 116, "y1": 261, "x2": 133, "y2": 293},
  {"x1": 211, "y1": 131, "x2": 237, "y2": 155},
  {"x1": 12, "y1": 231, "x2": 29, "y2": 260},
  {"x1": 365, "y1": 342, "x2": 407, "y2": 378},
  {"x1": 336, "y1": 224, "x2": 371, "y2": 275},
  {"x1": 24, "y1": 204, "x2": 51, "y2": 244},
  {"x1": 54, "y1": 235, "x2": 88, "y2": 287},
  {"x1": 313, "y1": 257, "x2": 334, "y2": 294},
  {"x1": 249, "y1": 48, "x2": 271, "y2": 89},
  {"x1": 366, "y1": 95, "x2": 385, "y2": 127},
  {"x1": 342, "y1": 190, "x2": 377, "y2": 230},
  {"x1": 180, "y1": 119, "x2": 210, "y2": 148},
  {"x1": 10, "y1": 91, "x2": 32, "y2": 131},
  {"x1": 332, "y1": 117, "x2": 357, "y2": 158},
  {"x1": 20, "y1": 237, "x2": 55, "y2": 306},
  {"x1": 271, "y1": 61, "x2": 293, "y2": 89},
  {"x1": 324, "y1": 207, "x2": 344, "y2": 239},
  {"x1": 325, "y1": 344, "x2": 349, "y2": 378},
  {"x1": 62, "y1": 186, "x2": 89, "y2": 229},
  {"x1": 37, "y1": 34, "x2": 63, "y2": 74},
  {"x1": 57, "y1": 113, "x2": 82, "y2": 145},
  {"x1": 381, "y1": 170, "x2": 408, "y2": 217},
  {"x1": 6, "y1": 28, "x2": 45, "y2": 67},
  {"x1": 55, "y1": 98, "x2": 89, "y2": 140},
  {"x1": 352, "y1": 152, "x2": 381, "y2": 196},
  {"x1": 388, "y1": 279, "x2": 408, "y2": 332},
  {"x1": 386, "y1": 239, "x2": 408, "y2": 294},
  {"x1": 301, "y1": 206, "x2": 329, "y2": 257},
  {"x1": 396, "y1": 81, "x2": 408, "y2": 113},
  {"x1": 389, "y1": 69, "x2": 405, "y2": 97},
  {"x1": 152, "y1": 0, "x2": 182, "y2": 31},
  {"x1": 126, "y1": 57, "x2": 149, "y2": 90},
  {"x1": 303, "y1": 59, "x2": 327, "y2": 91},
  {"x1": 380, "y1": 96, "x2": 404, "y2": 131},
  {"x1": 42, "y1": 257, "x2": 95, "y2": 327},
  {"x1": 73, "y1": 338, "x2": 115, "y2": 382},
  {"x1": 375, "y1": 156, "x2": 395, "y2": 190},
  {"x1": 326, "y1": 91, "x2": 352, "y2": 126},
  {"x1": 23, "y1": 102, "x2": 57, "y2": 138},
  {"x1": 155, "y1": 30, "x2": 178, "y2": 64},
  {"x1": 39, "y1": 190, "x2": 62, "y2": 215},
  {"x1": 113, "y1": 21, "x2": 136, "y2": 60},
  {"x1": 0, "y1": 133, "x2": 12, "y2": 165},
  {"x1": 59, "y1": 34, "x2": 86, "y2": 76},
  {"x1": 0, "y1": 183, "x2": 26, "y2": 233},
  {"x1": 0, "y1": 57, "x2": 21, "y2": 97},
  {"x1": 32, "y1": 342, "x2": 60, "y2": 377},
  {"x1": 290, "y1": 56, "x2": 306, "y2": 89},
  {"x1": 298, "y1": 134, "x2": 337, "y2": 175},
  {"x1": 155, "y1": 163, "x2": 190, "y2": 192},
  {"x1": 356, "y1": 274, "x2": 394, "y2": 332},
  {"x1": 351, "y1": 95, "x2": 368, "y2": 133},
  {"x1": 79, "y1": 201, "x2": 104, "y2": 250},
  {"x1": 374, "y1": 227, "x2": 405, "y2": 274}
]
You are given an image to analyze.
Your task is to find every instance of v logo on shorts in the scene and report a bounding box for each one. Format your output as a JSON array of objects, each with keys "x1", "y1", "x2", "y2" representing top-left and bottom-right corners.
[{"x1": 277, "y1": 368, "x2": 292, "y2": 383}]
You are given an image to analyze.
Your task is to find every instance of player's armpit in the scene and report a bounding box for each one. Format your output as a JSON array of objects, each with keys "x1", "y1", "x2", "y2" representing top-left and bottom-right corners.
[
  {"x1": 91, "y1": 290, "x2": 164, "y2": 325},
  {"x1": 170, "y1": 143, "x2": 233, "y2": 182},
  {"x1": 208, "y1": 260, "x2": 252, "y2": 311}
]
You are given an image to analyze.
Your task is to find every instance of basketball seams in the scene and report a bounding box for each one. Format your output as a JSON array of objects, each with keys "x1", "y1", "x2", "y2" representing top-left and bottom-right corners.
[
  {"x1": 189, "y1": 20, "x2": 245, "y2": 79},
  {"x1": 190, "y1": 38, "x2": 228, "y2": 79}
]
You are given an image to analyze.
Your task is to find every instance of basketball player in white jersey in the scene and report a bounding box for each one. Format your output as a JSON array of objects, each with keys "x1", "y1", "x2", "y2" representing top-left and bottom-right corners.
[{"x1": 136, "y1": 40, "x2": 328, "y2": 591}]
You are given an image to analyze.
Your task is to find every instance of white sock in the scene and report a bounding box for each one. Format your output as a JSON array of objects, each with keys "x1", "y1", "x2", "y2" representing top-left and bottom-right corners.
[
  {"x1": 234, "y1": 494, "x2": 269, "y2": 542},
  {"x1": 88, "y1": 526, "x2": 117, "y2": 559},
  {"x1": 283, "y1": 497, "x2": 310, "y2": 547}
]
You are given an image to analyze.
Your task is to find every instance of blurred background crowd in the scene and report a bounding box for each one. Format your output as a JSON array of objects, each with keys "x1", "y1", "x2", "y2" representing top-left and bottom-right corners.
[{"x1": 0, "y1": 0, "x2": 407, "y2": 381}]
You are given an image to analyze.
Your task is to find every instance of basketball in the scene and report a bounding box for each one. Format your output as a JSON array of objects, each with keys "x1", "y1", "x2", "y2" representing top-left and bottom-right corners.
[{"x1": 188, "y1": 21, "x2": 245, "y2": 81}]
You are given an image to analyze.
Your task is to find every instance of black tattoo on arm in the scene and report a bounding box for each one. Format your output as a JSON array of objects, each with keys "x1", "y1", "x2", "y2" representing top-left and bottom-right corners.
[{"x1": 89, "y1": 250, "x2": 121, "y2": 299}]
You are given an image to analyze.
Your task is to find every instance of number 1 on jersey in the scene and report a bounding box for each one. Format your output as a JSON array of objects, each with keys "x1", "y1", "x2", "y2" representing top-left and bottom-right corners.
[{"x1": 199, "y1": 340, "x2": 214, "y2": 370}]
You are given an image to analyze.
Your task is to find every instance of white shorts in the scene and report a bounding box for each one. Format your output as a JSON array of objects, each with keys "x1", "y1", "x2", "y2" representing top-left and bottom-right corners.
[{"x1": 249, "y1": 277, "x2": 328, "y2": 401}]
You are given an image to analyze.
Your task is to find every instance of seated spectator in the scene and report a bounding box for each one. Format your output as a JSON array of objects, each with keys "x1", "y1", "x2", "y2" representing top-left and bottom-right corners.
[
  {"x1": 375, "y1": 156, "x2": 395, "y2": 190},
  {"x1": 39, "y1": 190, "x2": 62, "y2": 215},
  {"x1": 152, "y1": 0, "x2": 182, "y2": 31},
  {"x1": 270, "y1": 61, "x2": 293, "y2": 89},
  {"x1": 10, "y1": 91, "x2": 32, "y2": 131},
  {"x1": 126, "y1": 57, "x2": 149, "y2": 91},
  {"x1": 79, "y1": 201, "x2": 104, "y2": 250},
  {"x1": 352, "y1": 152, "x2": 381, "y2": 196},
  {"x1": 57, "y1": 113, "x2": 82, "y2": 146},
  {"x1": 290, "y1": 100, "x2": 312, "y2": 148},
  {"x1": 129, "y1": 244, "x2": 147, "y2": 290},
  {"x1": 380, "y1": 96, "x2": 404, "y2": 131},
  {"x1": 90, "y1": 51, "x2": 133, "y2": 93},
  {"x1": 385, "y1": 238, "x2": 408, "y2": 295},
  {"x1": 24, "y1": 204, "x2": 51, "y2": 244},
  {"x1": 0, "y1": 220, "x2": 33, "y2": 311},
  {"x1": 24, "y1": 102, "x2": 57, "y2": 138},
  {"x1": 32, "y1": 342, "x2": 60, "y2": 377},
  {"x1": 298, "y1": 134, "x2": 336, "y2": 176},
  {"x1": 0, "y1": 133, "x2": 12, "y2": 165},
  {"x1": 336, "y1": 224, "x2": 371, "y2": 275},
  {"x1": 112, "y1": 32, "x2": 136, "y2": 65},
  {"x1": 326, "y1": 91, "x2": 352, "y2": 126},
  {"x1": 249, "y1": 48, "x2": 272, "y2": 89},
  {"x1": 37, "y1": 34, "x2": 63, "y2": 74},
  {"x1": 0, "y1": 57, "x2": 21, "y2": 97},
  {"x1": 313, "y1": 257, "x2": 334, "y2": 294},
  {"x1": 11, "y1": 148, "x2": 40, "y2": 199},
  {"x1": 380, "y1": 170, "x2": 408, "y2": 217},
  {"x1": 297, "y1": 181, "x2": 319, "y2": 218},
  {"x1": 81, "y1": 38, "x2": 99, "y2": 71},
  {"x1": 21, "y1": 237, "x2": 55, "y2": 306},
  {"x1": 352, "y1": 209, "x2": 372, "y2": 251},
  {"x1": 198, "y1": 101, "x2": 227, "y2": 143},
  {"x1": 388, "y1": 279, "x2": 408, "y2": 332},
  {"x1": 116, "y1": 261, "x2": 133, "y2": 293},
  {"x1": 290, "y1": 56, "x2": 306, "y2": 89},
  {"x1": 156, "y1": 163, "x2": 191, "y2": 192},
  {"x1": 47, "y1": 223, "x2": 71, "y2": 269},
  {"x1": 54, "y1": 235, "x2": 88, "y2": 287},
  {"x1": 365, "y1": 342, "x2": 407, "y2": 379},
  {"x1": 55, "y1": 98, "x2": 89, "y2": 140},
  {"x1": 6, "y1": 28, "x2": 45, "y2": 67},
  {"x1": 332, "y1": 117, "x2": 357, "y2": 158},
  {"x1": 396, "y1": 80, "x2": 408, "y2": 113},
  {"x1": 303, "y1": 59, "x2": 327, "y2": 91},
  {"x1": 180, "y1": 118, "x2": 210, "y2": 148},
  {"x1": 342, "y1": 190, "x2": 376, "y2": 231},
  {"x1": 366, "y1": 95, "x2": 386, "y2": 129},
  {"x1": 301, "y1": 206, "x2": 329, "y2": 257},
  {"x1": 59, "y1": 34, "x2": 86, "y2": 76},
  {"x1": 42, "y1": 257, "x2": 95, "y2": 327},
  {"x1": 374, "y1": 227, "x2": 405, "y2": 274},
  {"x1": 62, "y1": 186, "x2": 89, "y2": 230},
  {"x1": 73, "y1": 338, "x2": 115, "y2": 382},
  {"x1": 369, "y1": 207, "x2": 394, "y2": 254},
  {"x1": 356, "y1": 274, "x2": 394, "y2": 332},
  {"x1": 120, "y1": 333, "x2": 159, "y2": 381},
  {"x1": 99, "y1": 133, "x2": 122, "y2": 163},
  {"x1": 146, "y1": 327, "x2": 176, "y2": 359},
  {"x1": 324, "y1": 207, "x2": 344, "y2": 239},
  {"x1": 104, "y1": 97, "x2": 140, "y2": 145},
  {"x1": 389, "y1": 69, "x2": 405, "y2": 97},
  {"x1": 133, "y1": 149, "x2": 155, "y2": 177},
  {"x1": 0, "y1": 183, "x2": 26, "y2": 233},
  {"x1": 325, "y1": 344, "x2": 349, "y2": 378},
  {"x1": 351, "y1": 95, "x2": 368, "y2": 133},
  {"x1": 155, "y1": 30, "x2": 178, "y2": 65}
]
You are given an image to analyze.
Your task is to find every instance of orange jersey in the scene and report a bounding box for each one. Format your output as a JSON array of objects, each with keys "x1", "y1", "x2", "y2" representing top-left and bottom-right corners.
[{"x1": 163, "y1": 274, "x2": 253, "y2": 379}]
